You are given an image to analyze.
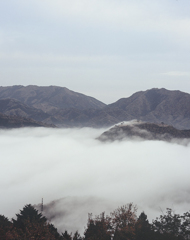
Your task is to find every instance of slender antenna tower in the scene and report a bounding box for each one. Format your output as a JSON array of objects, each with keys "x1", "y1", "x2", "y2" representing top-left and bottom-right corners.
[{"x1": 41, "y1": 198, "x2": 43, "y2": 212}]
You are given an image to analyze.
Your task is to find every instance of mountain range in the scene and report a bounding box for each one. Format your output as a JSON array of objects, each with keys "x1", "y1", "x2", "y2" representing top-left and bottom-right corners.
[{"x1": 0, "y1": 85, "x2": 190, "y2": 129}]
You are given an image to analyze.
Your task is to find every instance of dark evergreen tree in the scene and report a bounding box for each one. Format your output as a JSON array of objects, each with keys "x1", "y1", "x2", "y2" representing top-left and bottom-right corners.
[
  {"x1": 49, "y1": 223, "x2": 64, "y2": 239},
  {"x1": 62, "y1": 230, "x2": 72, "y2": 240},
  {"x1": 135, "y1": 212, "x2": 154, "y2": 240},
  {"x1": 12, "y1": 204, "x2": 47, "y2": 231},
  {"x1": 11, "y1": 204, "x2": 62, "y2": 239},
  {"x1": 73, "y1": 230, "x2": 83, "y2": 240},
  {"x1": 0, "y1": 215, "x2": 12, "y2": 239}
]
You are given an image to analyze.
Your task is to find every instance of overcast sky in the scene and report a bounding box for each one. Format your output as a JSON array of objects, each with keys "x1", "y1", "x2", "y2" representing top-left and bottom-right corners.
[{"x1": 0, "y1": 0, "x2": 190, "y2": 103}]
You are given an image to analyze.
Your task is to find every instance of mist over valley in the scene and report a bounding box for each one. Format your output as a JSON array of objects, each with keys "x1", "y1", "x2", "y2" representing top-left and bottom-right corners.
[{"x1": 1, "y1": 127, "x2": 190, "y2": 234}]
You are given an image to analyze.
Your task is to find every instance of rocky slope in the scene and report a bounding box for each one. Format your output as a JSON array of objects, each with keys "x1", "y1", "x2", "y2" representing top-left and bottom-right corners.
[{"x1": 98, "y1": 121, "x2": 190, "y2": 142}]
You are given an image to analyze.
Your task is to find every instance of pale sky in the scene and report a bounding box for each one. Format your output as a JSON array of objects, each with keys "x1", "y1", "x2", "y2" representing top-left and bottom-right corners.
[{"x1": 0, "y1": 0, "x2": 190, "y2": 103}]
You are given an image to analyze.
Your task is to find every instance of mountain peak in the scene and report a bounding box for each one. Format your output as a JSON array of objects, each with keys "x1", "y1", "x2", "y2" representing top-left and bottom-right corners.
[{"x1": 0, "y1": 85, "x2": 106, "y2": 113}]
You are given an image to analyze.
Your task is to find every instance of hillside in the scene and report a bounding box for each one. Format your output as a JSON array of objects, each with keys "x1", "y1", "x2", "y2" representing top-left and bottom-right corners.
[
  {"x1": 46, "y1": 108, "x2": 133, "y2": 127},
  {"x1": 0, "y1": 113, "x2": 55, "y2": 129},
  {"x1": 0, "y1": 85, "x2": 106, "y2": 113},
  {"x1": 107, "y1": 88, "x2": 190, "y2": 129},
  {"x1": 0, "y1": 98, "x2": 51, "y2": 122},
  {"x1": 98, "y1": 121, "x2": 190, "y2": 142}
]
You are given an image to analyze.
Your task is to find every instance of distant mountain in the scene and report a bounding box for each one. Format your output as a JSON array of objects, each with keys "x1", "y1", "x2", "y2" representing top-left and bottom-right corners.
[
  {"x1": 0, "y1": 113, "x2": 55, "y2": 129},
  {"x1": 0, "y1": 86, "x2": 190, "y2": 129},
  {"x1": 46, "y1": 108, "x2": 133, "y2": 127},
  {"x1": 107, "y1": 88, "x2": 190, "y2": 129},
  {"x1": 0, "y1": 85, "x2": 106, "y2": 113},
  {"x1": 98, "y1": 121, "x2": 190, "y2": 142}
]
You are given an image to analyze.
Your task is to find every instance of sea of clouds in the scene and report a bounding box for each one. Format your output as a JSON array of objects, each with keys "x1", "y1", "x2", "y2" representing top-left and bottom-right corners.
[{"x1": 0, "y1": 127, "x2": 190, "y2": 234}]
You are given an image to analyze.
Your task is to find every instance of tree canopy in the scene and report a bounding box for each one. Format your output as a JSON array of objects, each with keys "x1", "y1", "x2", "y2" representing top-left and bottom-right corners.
[{"x1": 0, "y1": 203, "x2": 189, "y2": 240}]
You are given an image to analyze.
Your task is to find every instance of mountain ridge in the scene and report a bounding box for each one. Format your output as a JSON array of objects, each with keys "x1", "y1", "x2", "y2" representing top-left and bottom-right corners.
[
  {"x1": 0, "y1": 85, "x2": 106, "y2": 113},
  {"x1": 107, "y1": 88, "x2": 190, "y2": 129},
  {"x1": 0, "y1": 86, "x2": 190, "y2": 129}
]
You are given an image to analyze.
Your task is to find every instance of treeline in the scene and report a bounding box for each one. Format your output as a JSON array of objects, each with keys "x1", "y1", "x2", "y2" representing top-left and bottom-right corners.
[{"x1": 0, "y1": 203, "x2": 190, "y2": 240}]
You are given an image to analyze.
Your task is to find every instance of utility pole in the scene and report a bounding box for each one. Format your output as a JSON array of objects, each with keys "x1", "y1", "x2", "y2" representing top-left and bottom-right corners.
[{"x1": 41, "y1": 198, "x2": 43, "y2": 212}]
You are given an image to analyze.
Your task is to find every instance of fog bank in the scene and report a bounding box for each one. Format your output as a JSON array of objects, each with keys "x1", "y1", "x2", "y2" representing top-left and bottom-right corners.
[{"x1": 0, "y1": 127, "x2": 190, "y2": 233}]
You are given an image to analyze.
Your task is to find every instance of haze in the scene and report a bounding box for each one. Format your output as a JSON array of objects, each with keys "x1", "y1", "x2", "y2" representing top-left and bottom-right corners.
[{"x1": 0, "y1": 127, "x2": 190, "y2": 233}]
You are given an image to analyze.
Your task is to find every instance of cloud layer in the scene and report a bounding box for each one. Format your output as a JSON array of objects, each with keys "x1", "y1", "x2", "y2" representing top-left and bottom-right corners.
[{"x1": 0, "y1": 127, "x2": 190, "y2": 233}]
